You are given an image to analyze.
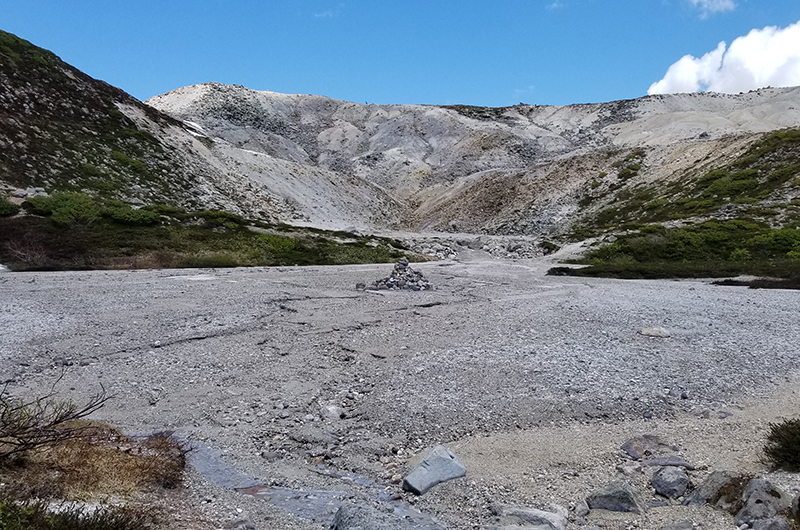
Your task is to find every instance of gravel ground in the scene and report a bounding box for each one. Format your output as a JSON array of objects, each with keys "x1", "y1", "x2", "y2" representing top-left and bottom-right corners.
[{"x1": 2, "y1": 253, "x2": 799, "y2": 529}]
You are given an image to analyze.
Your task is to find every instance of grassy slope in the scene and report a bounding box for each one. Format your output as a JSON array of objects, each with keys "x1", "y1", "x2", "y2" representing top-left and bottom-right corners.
[{"x1": 557, "y1": 129, "x2": 800, "y2": 281}]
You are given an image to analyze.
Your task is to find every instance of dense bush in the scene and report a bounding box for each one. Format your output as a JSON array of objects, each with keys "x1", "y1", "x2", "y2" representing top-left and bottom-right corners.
[
  {"x1": 26, "y1": 193, "x2": 100, "y2": 225},
  {"x1": 763, "y1": 418, "x2": 800, "y2": 471}
]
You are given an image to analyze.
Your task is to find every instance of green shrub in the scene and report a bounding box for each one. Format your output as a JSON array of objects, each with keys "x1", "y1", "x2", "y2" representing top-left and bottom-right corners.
[
  {"x1": 101, "y1": 204, "x2": 160, "y2": 226},
  {"x1": 730, "y1": 248, "x2": 752, "y2": 262},
  {"x1": 0, "y1": 197, "x2": 20, "y2": 216},
  {"x1": 763, "y1": 418, "x2": 800, "y2": 471},
  {"x1": 27, "y1": 193, "x2": 100, "y2": 225}
]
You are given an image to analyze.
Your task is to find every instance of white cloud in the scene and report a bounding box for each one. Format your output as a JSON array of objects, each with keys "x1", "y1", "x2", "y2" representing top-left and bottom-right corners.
[
  {"x1": 690, "y1": 0, "x2": 736, "y2": 18},
  {"x1": 648, "y1": 20, "x2": 800, "y2": 95},
  {"x1": 546, "y1": 1, "x2": 565, "y2": 10}
]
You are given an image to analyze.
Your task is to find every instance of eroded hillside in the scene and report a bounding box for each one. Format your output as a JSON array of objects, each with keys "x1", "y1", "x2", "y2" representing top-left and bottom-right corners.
[{"x1": 147, "y1": 83, "x2": 800, "y2": 235}]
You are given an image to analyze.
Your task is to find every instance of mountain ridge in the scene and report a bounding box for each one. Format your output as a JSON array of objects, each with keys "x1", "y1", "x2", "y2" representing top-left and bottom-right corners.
[
  {"x1": 146, "y1": 82, "x2": 800, "y2": 234},
  {"x1": 2, "y1": 28, "x2": 800, "y2": 238}
]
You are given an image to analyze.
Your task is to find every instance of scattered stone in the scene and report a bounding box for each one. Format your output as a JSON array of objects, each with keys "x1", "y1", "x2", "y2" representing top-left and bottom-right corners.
[
  {"x1": 792, "y1": 492, "x2": 800, "y2": 520},
  {"x1": 652, "y1": 466, "x2": 690, "y2": 499},
  {"x1": 640, "y1": 327, "x2": 671, "y2": 338},
  {"x1": 402, "y1": 445, "x2": 466, "y2": 495},
  {"x1": 260, "y1": 451, "x2": 282, "y2": 462},
  {"x1": 734, "y1": 479, "x2": 792, "y2": 527},
  {"x1": 617, "y1": 461, "x2": 643, "y2": 476},
  {"x1": 224, "y1": 516, "x2": 256, "y2": 530},
  {"x1": 621, "y1": 435, "x2": 679, "y2": 460},
  {"x1": 660, "y1": 522, "x2": 694, "y2": 530},
  {"x1": 575, "y1": 500, "x2": 590, "y2": 517},
  {"x1": 320, "y1": 403, "x2": 345, "y2": 421},
  {"x1": 331, "y1": 503, "x2": 418, "y2": 530},
  {"x1": 586, "y1": 480, "x2": 645, "y2": 514},
  {"x1": 366, "y1": 258, "x2": 433, "y2": 291}
]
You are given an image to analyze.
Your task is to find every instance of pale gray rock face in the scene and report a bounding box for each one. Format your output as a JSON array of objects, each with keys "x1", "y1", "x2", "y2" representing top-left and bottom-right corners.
[{"x1": 144, "y1": 83, "x2": 800, "y2": 234}]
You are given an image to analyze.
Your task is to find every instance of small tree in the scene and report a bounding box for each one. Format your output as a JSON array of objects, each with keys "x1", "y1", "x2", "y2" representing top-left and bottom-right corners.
[{"x1": 0, "y1": 382, "x2": 110, "y2": 459}]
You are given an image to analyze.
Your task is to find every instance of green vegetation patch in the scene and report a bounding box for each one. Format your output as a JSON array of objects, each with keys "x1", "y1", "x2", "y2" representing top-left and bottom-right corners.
[
  {"x1": 0, "y1": 197, "x2": 20, "y2": 217},
  {"x1": 0, "y1": 193, "x2": 416, "y2": 271},
  {"x1": 577, "y1": 128, "x2": 800, "y2": 230},
  {"x1": 555, "y1": 220, "x2": 800, "y2": 280}
]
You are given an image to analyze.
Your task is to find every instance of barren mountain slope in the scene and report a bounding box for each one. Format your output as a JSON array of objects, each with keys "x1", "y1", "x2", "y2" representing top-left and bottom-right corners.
[{"x1": 148, "y1": 83, "x2": 800, "y2": 234}]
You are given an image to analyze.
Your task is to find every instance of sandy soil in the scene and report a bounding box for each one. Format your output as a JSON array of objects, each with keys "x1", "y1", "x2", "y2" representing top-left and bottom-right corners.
[{"x1": 2, "y1": 254, "x2": 799, "y2": 529}]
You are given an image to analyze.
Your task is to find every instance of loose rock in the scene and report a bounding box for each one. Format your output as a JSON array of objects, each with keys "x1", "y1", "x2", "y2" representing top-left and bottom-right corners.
[
  {"x1": 586, "y1": 480, "x2": 645, "y2": 514},
  {"x1": 621, "y1": 435, "x2": 679, "y2": 460},
  {"x1": 652, "y1": 466, "x2": 690, "y2": 499},
  {"x1": 497, "y1": 506, "x2": 567, "y2": 530},
  {"x1": 402, "y1": 445, "x2": 466, "y2": 495},
  {"x1": 331, "y1": 503, "x2": 420, "y2": 530}
]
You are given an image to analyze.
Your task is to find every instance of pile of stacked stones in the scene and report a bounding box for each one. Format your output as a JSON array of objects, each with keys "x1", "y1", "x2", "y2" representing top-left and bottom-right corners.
[{"x1": 359, "y1": 258, "x2": 433, "y2": 291}]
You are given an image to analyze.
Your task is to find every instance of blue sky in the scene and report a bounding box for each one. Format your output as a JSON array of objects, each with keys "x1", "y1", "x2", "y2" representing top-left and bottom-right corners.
[{"x1": 3, "y1": 1, "x2": 800, "y2": 107}]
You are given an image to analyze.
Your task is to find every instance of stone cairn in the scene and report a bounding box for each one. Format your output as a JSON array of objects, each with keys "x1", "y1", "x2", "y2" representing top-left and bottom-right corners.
[{"x1": 358, "y1": 258, "x2": 433, "y2": 291}]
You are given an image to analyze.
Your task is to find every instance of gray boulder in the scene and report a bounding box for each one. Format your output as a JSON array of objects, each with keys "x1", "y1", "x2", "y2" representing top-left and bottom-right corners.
[
  {"x1": 734, "y1": 479, "x2": 792, "y2": 527},
  {"x1": 586, "y1": 480, "x2": 645, "y2": 514},
  {"x1": 402, "y1": 445, "x2": 466, "y2": 495},
  {"x1": 652, "y1": 466, "x2": 689, "y2": 499}
]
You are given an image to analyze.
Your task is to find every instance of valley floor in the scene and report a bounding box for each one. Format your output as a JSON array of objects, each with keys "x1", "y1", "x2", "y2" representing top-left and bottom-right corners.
[{"x1": 2, "y1": 253, "x2": 799, "y2": 529}]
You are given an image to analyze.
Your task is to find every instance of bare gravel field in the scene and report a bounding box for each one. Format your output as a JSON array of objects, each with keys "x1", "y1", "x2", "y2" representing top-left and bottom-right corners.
[{"x1": 2, "y1": 252, "x2": 799, "y2": 529}]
